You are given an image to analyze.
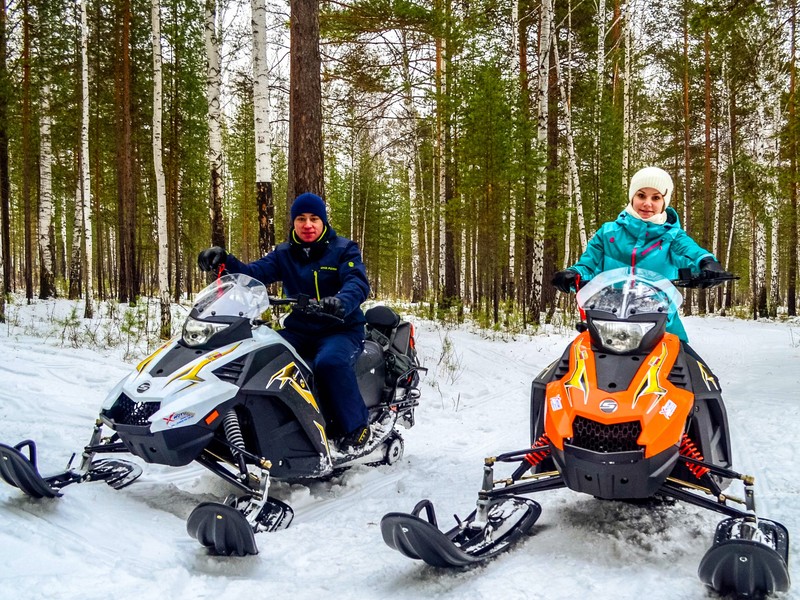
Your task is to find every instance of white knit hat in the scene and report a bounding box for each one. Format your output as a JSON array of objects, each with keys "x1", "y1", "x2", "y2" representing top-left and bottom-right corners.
[{"x1": 628, "y1": 167, "x2": 673, "y2": 207}]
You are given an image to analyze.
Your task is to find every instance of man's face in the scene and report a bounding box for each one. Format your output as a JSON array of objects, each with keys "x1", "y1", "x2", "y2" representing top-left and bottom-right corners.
[{"x1": 294, "y1": 212, "x2": 324, "y2": 243}]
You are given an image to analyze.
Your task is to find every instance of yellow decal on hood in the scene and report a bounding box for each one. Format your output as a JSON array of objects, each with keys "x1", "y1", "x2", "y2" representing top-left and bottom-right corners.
[
  {"x1": 267, "y1": 362, "x2": 319, "y2": 412},
  {"x1": 565, "y1": 341, "x2": 589, "y2": 404},
  {"x1": 633, "y1": 342, "x2": 669, "y2": 409},
  {"x1": 167, "y1": 343, "x2": 241, "y2": 385},
  {"x1": 136, "y1": 339, "x2": 172, "y2": 374}
]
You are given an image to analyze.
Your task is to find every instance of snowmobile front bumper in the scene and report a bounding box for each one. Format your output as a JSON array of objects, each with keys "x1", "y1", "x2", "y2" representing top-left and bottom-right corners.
[
  {"x1": 552, "y1": 443, "x2": 678, "y2": 499},
  {"x1": 102, "y1": 417, "x2": 214, "y2": 467}
]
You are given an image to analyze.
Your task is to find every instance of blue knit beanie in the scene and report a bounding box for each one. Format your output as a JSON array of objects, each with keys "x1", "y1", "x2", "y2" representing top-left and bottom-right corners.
[{"x1": 291, "y1": 193, "x2": 328, "y2": 226}]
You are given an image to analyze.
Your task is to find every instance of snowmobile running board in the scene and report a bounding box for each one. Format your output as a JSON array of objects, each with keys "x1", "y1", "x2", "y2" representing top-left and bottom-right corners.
[
  {"x1": 381, "y1": 496, "x2": 542, "y2": 568},
  {"x1": 0, "y1": 440, "x2": 142, "y2": 499}
]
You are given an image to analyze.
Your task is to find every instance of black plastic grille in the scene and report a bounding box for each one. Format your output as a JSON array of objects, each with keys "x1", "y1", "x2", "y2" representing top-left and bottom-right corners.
[
  {"x1": 107, "y1": 393, "x2": 160, "y2": 426},
  {"x1": 571, "y1": 416, "x2": 642, "y2": 452},
  {"x1": 213, "y1": 356, "x2": 246, "y2": 384},
  {"x1": 667, "y1": 364, "x2": 689, "y2": 389}
]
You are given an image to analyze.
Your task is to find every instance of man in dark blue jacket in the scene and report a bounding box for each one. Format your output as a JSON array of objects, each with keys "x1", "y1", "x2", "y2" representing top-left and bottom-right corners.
[{"x1": 197, "y1": 192, "x2": 372, "y2": 450}]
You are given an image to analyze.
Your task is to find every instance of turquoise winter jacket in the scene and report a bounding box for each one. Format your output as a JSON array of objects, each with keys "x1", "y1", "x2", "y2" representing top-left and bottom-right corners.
[{"x1": 569, "y1": 207, "x2": 715, "y2": 342}]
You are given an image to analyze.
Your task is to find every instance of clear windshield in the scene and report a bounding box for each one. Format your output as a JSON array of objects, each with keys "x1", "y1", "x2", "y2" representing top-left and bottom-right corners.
[
  {"x1": 192, "y1": 273, "x2": 270, "y2": 320},
  {"x1": 575, "y1": 268, "x2": 682, "y2": 318}
]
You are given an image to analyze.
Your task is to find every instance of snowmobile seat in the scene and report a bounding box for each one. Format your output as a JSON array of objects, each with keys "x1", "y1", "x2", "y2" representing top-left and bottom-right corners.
[
  {"x1": 356, "y1": 340, "x2": 386, "y2": 408},
  {"x1": 365, "y1": 305, "x2": 400, "y2": 333}
]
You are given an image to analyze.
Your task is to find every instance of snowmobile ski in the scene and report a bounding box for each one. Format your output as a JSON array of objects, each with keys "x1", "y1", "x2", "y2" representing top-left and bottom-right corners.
[
  {"x1": 698, "y1": 517, "x2": 790, "y2": 597},
  {"x1": 187, "y1": 502, "x2": 259, "y2": 556},
  {"x1": 187, "y1": 496, "x2": 294, "y2": 556},
  {"x1": 0, "y1": 441, "x2": 143, "y2": 499},
  {"x1": 85, "y1": 458, "x2": 143, "y2": 490},
  {"x1": 0, "y1": 441, "x2": 64, "y2": 498},
  {"x1": 381, "y1": 496, "x2": 542, "y2": 568}
]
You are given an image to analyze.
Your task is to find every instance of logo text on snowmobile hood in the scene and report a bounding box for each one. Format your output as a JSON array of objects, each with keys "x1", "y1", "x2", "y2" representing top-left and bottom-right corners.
[
  {"x1": 267, "y1": 362, "x2": 318, "y2": 412},
  {"x1": 136, "y1": 381, "x2": 151, "y2": 393},
  {"x1": 599, "y1": 399, "x2": 618, "y2": 413}
]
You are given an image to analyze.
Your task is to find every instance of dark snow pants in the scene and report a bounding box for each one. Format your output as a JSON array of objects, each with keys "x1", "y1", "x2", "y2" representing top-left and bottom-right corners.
[{"x1": 279, "y1": 325, "x2": 369, "y2": 438}]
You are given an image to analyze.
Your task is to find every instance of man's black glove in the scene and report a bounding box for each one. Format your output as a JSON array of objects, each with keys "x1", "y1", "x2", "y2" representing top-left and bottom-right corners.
[
  {"x1": 198, "y1": 247, "x2": 227, "y2": 272},
  {"x1": 551, "y1": 269, "x2": 578, "y2": 293},
  {"x1": 320, "y1": 296, "x2": 345, "y2": 319},
  {"x1": 698, "y1": 257, "x2": 732, "y2": 288}
]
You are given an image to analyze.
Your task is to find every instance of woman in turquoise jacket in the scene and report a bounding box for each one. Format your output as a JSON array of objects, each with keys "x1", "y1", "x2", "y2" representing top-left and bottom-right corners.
[{"x1": 551, "y1": 166, "x2": 732, "y2": 342}]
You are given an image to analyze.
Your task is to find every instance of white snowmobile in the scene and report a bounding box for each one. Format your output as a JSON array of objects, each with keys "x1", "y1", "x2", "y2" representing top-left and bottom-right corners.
[{"x1": 0, "y1": 273, "x2": 425, "y2": 556}]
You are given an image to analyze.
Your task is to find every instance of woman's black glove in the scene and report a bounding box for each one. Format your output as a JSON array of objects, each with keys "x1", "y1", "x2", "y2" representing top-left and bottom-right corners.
[
  {"x1": 320, "y1": 296, "x2": 345, "y2": 318},
  {"x1": 198, "y1": 246, "x2": 227, "y2": 272},
  {"x1": 698, "y1": 258, "x2": 732, "y2": 288},
  {"x1": 551, "y1": 269, "x2": 578, "y2": 293}
]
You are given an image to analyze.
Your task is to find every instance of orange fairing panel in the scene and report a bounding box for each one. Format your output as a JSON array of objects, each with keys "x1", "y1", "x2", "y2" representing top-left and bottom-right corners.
[{"x1": 544, "y1": 331, "x2": 693, "y2": 459}]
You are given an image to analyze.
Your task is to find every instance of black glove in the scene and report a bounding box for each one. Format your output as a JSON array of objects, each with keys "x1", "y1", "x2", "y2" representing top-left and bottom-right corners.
[
  {"x1": 551, "y1": 269, "x2": 578, "y2": 293},
  {"x1": 699, "y1": 256, "x2": 733, "y2": 288},
  {"x1": 320, "y1": 296, "x2": 345, "y2": 319},
  {"x1": 698, "y1": 258, "x2": 732, "y2": 288},
  {"x1": 198, "y1": 246, "x2": 227, "y2": 272}
]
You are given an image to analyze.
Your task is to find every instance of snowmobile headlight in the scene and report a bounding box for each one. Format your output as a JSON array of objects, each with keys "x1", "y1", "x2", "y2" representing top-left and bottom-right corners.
[
  {"x1": 182, "y1": 317, "x2": 229, "y2": 347},
  {"x1": 593, "y1": 320, "x2": 655, "y2": 353}
]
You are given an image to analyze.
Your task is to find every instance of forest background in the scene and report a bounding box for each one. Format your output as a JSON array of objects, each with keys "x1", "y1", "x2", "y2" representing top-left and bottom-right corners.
[{"x1": 0, "y1": 0, "x2": 797, "y2": 338}]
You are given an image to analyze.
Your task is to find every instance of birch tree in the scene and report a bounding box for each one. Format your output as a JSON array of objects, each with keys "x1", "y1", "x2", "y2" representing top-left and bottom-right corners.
[
  {"x1": 38, "y1": 81, "x2": 55, "y2": 298},
  {"x1": 205, "y1": 0, "x2": 226, "y2": 248},
  {"x1": 553, "y1": 29, "x2": 587, "y2": 253},
  {"x1": 152, "y1": 0, "x2": 169, "y2": 337},
  {"x1": 80, "y1": 0, "x2": 92, "y2": 317},
  {"x1": 530, "y1": 0, "x2": 552, "y2": 320},
  {"x1": 0, "y1": 0, "x2": 6, "y2": 314},
  {"x1": 252, "y1": 0, "x2": 273, "y2": 256}
]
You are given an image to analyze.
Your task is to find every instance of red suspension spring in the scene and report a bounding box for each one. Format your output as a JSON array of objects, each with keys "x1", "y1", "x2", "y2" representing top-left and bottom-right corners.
[
  {"x1": 524, "y1": 434, "x2": 551, "y2": 466},
  {"x1": 679, "y1": 433, "x2": 710, "y2": 478}
]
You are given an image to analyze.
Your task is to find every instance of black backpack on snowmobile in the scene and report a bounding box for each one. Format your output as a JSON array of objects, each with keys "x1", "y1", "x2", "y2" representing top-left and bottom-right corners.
[
  {"x1": 380, "y1": 267, "x2": 790, "y2": 599},
  {"x1": 0, "y1": 273, "x2": 426, "y2": 557}
]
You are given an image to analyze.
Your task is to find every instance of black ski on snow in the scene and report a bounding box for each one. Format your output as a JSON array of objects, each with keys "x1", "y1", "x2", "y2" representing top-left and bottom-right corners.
[
  {"x1": 698, "y1": 517, "x2": 791, "y2": 597},
  {"x1": 0, "y1": 440, "x2": 142, "y2": 499},
  {"x1": 381, "y1": 496, "x2": 542, "y2": 568}
]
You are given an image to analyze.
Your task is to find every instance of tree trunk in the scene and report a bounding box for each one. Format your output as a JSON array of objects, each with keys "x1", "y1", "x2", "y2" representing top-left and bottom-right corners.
[
  {"x1": 22, "y1": 0, "x2": 33, "y2": 302},
  {"x1": 699, "y1": 24, "x2": 712, "y2": 314},
  {"x1": 205, "y1": 0, "x2": 226, "y2": 248},
  {"x1": 252, "y1": 0, "x2": 274, "y2": 255},
  {"x1": 593, "y1": 0, "x2": 606, "y2": 223},
  {"x1": 789, "y1": 1, "x2": 798, "y2": 316},
  {"x1": 289, "y1": 0, "x2": 324, "y2": 200},
  {"x1": 553, "y1": 33, "x2": 587, "y2": 253},
  {"x1": 531, "y1": 0, "x2": 552, "y2": 321},
  {"x1": 0, "y1": 0, "x2": 7, "y2": 310},
  {"x1": 116, "y1": 0, "x2": 136, "y2": 303},
  {"x1": 152, "y1": 0, "x2": 170, "y2": 337},
  {"x1": 682, "y1": 3, "x2": 693, "y2": 316},
  {"x1": 39, "y1": 82, "x2": 56, "y2": 299}
]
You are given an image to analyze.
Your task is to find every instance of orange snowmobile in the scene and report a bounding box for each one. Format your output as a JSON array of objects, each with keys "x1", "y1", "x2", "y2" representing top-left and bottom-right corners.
[{"x1": 381, "y1": 267, "x2": 790, "y2": 598}]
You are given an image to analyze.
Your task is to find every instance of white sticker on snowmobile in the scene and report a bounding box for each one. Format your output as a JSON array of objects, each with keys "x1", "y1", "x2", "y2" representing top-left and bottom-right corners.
[
  {"x1": 659, "y1": 399, "x2": 677, "y2": 420},
  {"x1": 549, "y1": 395, "x2": 563, "y2": 411},
  {"x1": 163, "y1": 411, "x2": 195, "y2": 427}
]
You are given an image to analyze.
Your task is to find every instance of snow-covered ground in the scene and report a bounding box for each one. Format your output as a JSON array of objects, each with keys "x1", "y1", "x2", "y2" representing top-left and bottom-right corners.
[{"x1": 0, "y1": 300, "x2": 798, "y2": 600}]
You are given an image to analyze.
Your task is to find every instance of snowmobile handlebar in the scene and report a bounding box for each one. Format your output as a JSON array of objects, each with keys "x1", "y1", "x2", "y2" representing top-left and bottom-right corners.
[
  {"x1": 267, "y1": 294, "x2": 345, "y2": 323},
  {"x1": 672, "y1": 268, "x2": 739, "y2": 290}
]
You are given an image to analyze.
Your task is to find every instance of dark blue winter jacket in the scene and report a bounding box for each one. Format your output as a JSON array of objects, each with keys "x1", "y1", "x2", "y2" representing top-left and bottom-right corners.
[{"x1": 223, "y1": 226, "x2": 370, "y2": 335}]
